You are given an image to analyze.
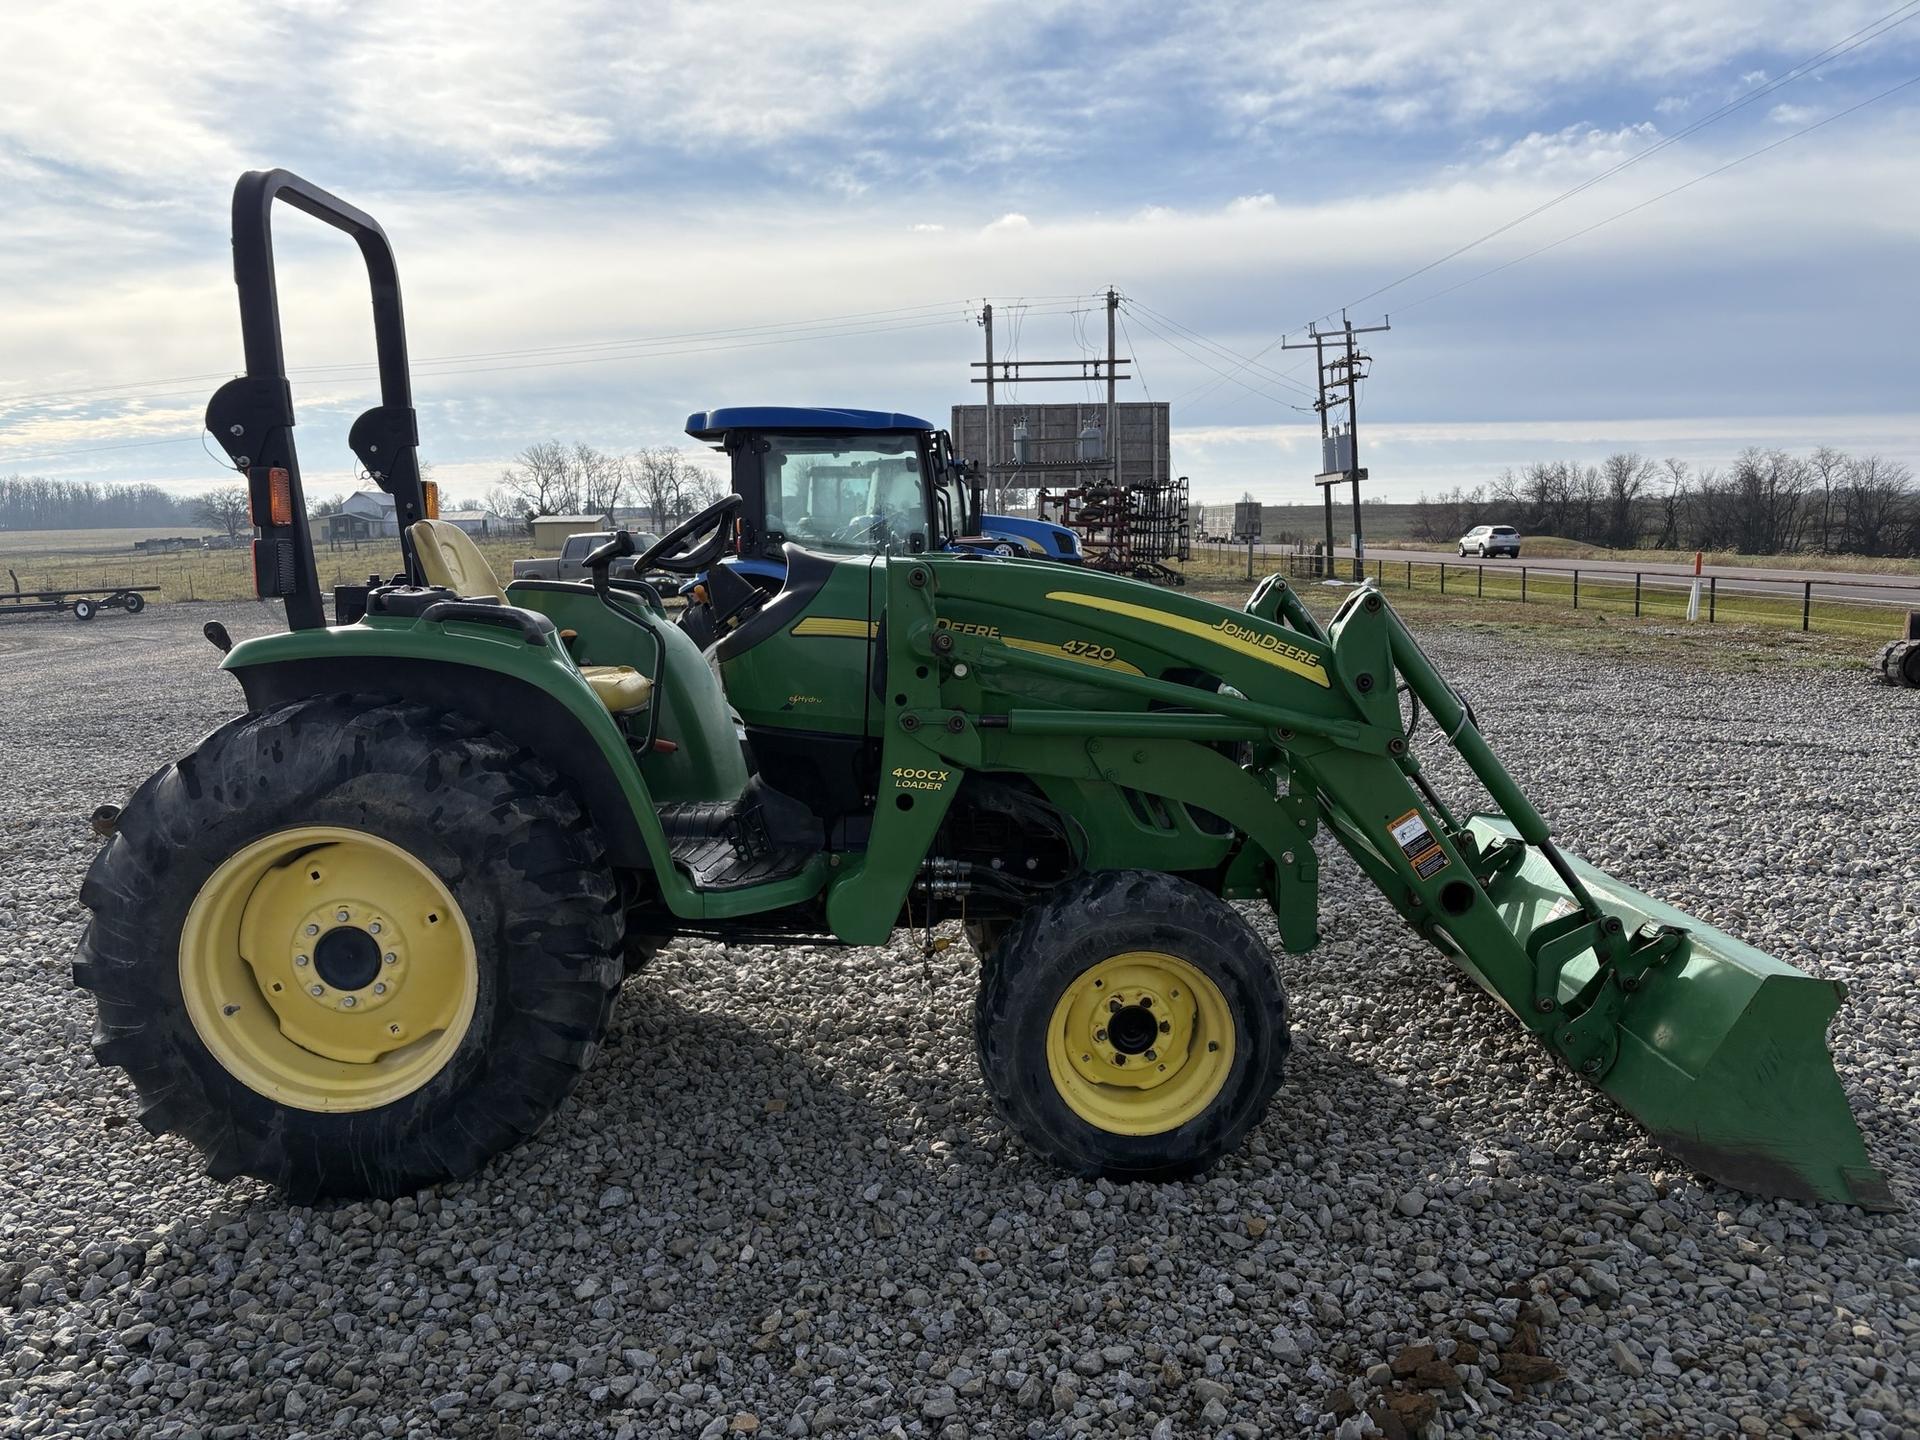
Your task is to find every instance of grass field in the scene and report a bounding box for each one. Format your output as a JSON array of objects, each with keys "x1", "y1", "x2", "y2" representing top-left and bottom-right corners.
[{"x1": 0, "y1": 528, "x2": 540, "y2": 604}]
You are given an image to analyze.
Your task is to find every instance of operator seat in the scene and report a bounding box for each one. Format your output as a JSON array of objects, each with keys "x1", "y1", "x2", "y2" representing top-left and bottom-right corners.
[{"x1": 407, "y1": 519, "x2": 653, "y2": 715}]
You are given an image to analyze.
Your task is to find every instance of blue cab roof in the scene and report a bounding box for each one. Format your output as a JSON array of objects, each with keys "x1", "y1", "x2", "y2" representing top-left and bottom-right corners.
[{"x1": 685, "y1": 407, "x2": 934, "y2": 441}]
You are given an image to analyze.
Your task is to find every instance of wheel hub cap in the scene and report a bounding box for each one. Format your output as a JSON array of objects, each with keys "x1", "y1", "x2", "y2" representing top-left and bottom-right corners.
[
  {"x1": 313, "y1": 924, "x2": 382, "y2": 991},
  {"x1": 178, "y1": 827, "x2": 477, "y2": 1112},
  {"x1": 1045, "y1": 951, "x2": 1235, "y2": 1136}
]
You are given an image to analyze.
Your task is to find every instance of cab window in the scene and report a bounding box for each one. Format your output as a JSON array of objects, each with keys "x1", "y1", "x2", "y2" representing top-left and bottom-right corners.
[{"x1": 762, "y1": 433, "x2": 927, "y2": 555}]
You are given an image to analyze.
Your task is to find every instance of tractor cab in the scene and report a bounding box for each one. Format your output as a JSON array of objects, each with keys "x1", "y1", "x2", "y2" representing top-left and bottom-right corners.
[{"x1": 679, "y1": 408, "x2": 1080, "y2": 648}]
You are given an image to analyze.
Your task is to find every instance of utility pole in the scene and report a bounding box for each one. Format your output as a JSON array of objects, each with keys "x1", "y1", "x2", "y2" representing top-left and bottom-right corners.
[
  {"x1": 979, "y1": 303, "x2": 995, "y2": 507},
  {"x1": 1286, "y1": 312, "x2": 1389, "y2": 583},
  {"x1": 1106, "y1": 288, "x2": 1119, "y2": 485}
]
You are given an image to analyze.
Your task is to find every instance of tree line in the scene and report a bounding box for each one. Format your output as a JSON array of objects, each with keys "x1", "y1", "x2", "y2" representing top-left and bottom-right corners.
[
  {"x1": 0, "y1": 476, "x2": 202, "y2": 531},
  {"x1": 3, "y1": 438, "x2": 724, "y2": 538},
  {"x1": 1410, "y1": 447, "x2": 1918, "y2": 557}
]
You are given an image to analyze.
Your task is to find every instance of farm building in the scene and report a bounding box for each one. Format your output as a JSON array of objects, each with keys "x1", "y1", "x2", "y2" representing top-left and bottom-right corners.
[{"x1": 325, "y1": 492, "x2": 492, "y2": 543}]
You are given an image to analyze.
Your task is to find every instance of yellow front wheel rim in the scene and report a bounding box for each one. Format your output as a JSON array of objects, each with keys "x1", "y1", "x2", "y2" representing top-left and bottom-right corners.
[
  {"x1": 179, "y1": 826, "x2": 478, "y2": 1113},
  {"x1": 1045, "y1": 951, "x2": 1235, "y2": 1135}
]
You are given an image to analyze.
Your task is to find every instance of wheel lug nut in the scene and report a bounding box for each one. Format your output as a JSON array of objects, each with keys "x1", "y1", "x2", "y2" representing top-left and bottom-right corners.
[
  {"x1": 341, "y1": 995, "x2": 357, "y2": 1008},
  {"x1": 1108, "y1": 997, "x2": 1123, "y2": 1013},
  {"x1": 1094, "y1": 1028, "x2": 1107, "y2": 1042},
  {"x1": 1145, "y1": 1049, "x2": 1157, "y2": 1061},
  {"x1": 1159, "y1": 1019, "x2": 1171, "y2": 1033},
  {"x1": 368, "y1": 922, "x2": 382, "y2": 935},
  {"x1": 294, "y1": 954, "x2": 310, "y2": 967},
  {"x1": 383, "y1": 952, "x2": 397, "y2": 965},
  {"x1": 1140, "y1": 996, "x2": 1153, "y2": 1009},
  {"x1": 309, "y1": 984, "x2": 325, "y2": 997},
  {"x1": 336, "y1": 909, "x2": 350, "y2": 922},
  {"x1": 373, "y1": 982, "x2": 387, "y2": 995},
  {"x1": 305, "y1": 924, "x2": 319, "y2": 936},
  {"x1": 1113, "y1": 1054, "x2": 1127, "y2": 1066}
]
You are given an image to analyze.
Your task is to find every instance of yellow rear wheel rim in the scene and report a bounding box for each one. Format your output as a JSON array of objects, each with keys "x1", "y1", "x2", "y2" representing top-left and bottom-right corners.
[
  {"x1": 178, "y1": 826, "x2": 478, "y2": 1113},
  {"x1": 1045, "y1": 950, "x2": 1235, "y2": 1136}
]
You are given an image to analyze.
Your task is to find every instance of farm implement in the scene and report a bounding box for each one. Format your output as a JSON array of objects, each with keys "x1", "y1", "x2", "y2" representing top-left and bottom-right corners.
[
  {"x1": 74, "y1": 171, "x2": 1892, "y2": 1209},
  {"x1": 2, "y1": 569, "x2": 154, "y2": 622}
]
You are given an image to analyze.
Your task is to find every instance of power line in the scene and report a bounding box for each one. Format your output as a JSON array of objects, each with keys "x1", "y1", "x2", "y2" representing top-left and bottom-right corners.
[
  {"x1": 0, "y1": 294, "x2": 1099, "y2": 418},
  {"x1": 1174, "y1": 3, "x2": 1920, "y2": 400},
  {"x1": 1116, "y1": 309, "x2": 1151, "y2": 403},
  {"x1": 1327, "y1": 0, "x2": 1920, "y2": 323},
  {"x1": 1120, "y1": 307, "x2": 1299, "y2": 408},
  {"x1": 1123, "y1": 298, "x2": 1316, "y2": 397},
  {"x1": 1397, "y1": 70, "x2": 1920, "y2": 315},
  {"x1": 0, "y1": 435, "x2": 202, "y2": 466}
]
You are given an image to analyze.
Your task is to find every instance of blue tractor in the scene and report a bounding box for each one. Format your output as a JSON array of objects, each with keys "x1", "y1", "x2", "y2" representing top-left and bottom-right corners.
[{"x1": 676, "y1": 407, "x2": 1081, "y2": 647}]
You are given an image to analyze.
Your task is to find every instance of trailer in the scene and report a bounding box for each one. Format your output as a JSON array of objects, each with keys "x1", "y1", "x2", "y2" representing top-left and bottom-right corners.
[{"x1": 1, "y1": 570, "x2": 157, "y2": 621}]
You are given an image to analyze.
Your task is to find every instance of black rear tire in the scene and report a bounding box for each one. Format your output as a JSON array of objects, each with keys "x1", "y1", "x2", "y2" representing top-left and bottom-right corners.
[
  {"x1": 974, "y1": 870, "x2": 1288, "y2": 1181},
  {"x1": 75, "y1": 696, "x2": 624, "y2": 1200},
  {"x1": 123, "y1": 592, "x2": 145, "y2": 614},
  {"x1": 1898, "y1": 640, "x2": 1920, "y2": 689},
  {"x1": 73, "y1": 598, "x2": 96, "y2": 621},
  {"x1": 963, "y1": 918, "x2": 1009, "y2": 957}
]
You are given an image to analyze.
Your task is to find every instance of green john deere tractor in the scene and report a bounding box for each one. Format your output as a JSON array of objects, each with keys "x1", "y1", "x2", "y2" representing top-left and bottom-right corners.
[{"x1": 76, "y1": 172, "x2": 1893, "y2": 1207}]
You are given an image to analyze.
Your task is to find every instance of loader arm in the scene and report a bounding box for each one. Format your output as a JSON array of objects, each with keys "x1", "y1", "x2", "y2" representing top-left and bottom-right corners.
[{"x1": 826, "y1": 555, "x2": 1891, "y2": 1209}]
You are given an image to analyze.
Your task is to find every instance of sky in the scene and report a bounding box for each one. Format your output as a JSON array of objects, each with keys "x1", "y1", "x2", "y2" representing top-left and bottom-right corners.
[{"x1": 1, "y1": 0, "x2": 1918, "y2": 508}]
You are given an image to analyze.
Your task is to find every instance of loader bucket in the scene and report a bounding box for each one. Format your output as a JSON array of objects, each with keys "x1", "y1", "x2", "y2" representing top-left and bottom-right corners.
[{"x1": 1465, "y1": 816, "x2": 1895, "y2": 1211}]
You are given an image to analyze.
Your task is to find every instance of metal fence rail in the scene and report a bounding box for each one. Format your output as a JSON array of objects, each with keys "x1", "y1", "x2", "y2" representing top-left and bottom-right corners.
[{"x1": 1256, "y1": 551, "x2": 1920, "y2": 637}]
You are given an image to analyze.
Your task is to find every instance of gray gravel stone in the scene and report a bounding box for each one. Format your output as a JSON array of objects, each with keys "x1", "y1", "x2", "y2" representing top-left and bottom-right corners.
[{"x1": 0, "y1": 600, "x2": 1915, "y2": 1440}]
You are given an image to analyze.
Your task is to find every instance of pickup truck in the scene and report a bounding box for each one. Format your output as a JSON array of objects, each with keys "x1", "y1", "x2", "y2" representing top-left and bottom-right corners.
[{"x1": 510, "y1": 531, "x2": 660, "y2": 583}]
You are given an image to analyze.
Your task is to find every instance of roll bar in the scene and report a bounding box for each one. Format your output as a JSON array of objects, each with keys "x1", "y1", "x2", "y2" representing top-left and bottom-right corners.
[{"x1": 204, "y1": 170, "x2": 428, "y2": 630}]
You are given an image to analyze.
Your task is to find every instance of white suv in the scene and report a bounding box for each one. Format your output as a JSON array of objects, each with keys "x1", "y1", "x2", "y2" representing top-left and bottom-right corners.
[{"x1": 1458, "y1": 524, "x2": 1521, "y2": 559}]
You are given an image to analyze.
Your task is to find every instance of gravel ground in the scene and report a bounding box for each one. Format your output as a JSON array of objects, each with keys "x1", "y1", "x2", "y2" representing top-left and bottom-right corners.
[{"x1": 1, "y1": 597, "x2": 1916, "y2": 1440}]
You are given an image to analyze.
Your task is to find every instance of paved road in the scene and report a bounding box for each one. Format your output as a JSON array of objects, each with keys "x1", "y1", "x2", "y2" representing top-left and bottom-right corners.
[{"x1": 1217, "y1": 542, "x2": 1920, "y2": 609}]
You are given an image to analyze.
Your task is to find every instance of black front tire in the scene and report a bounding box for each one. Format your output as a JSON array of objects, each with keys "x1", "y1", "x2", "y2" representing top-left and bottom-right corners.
[
  {"x1": 123, "y1": 592, "x2": 146, "y2": 614},
  {"x1": 73, "y1": 598, "x2": 96, "y2": 621},
  {"x1": 974, "y1": 870, "x2": 1289, "y2": 1181},
  {"x1": 75, "y1": 696, "x2": 624, "y2": 1200}
]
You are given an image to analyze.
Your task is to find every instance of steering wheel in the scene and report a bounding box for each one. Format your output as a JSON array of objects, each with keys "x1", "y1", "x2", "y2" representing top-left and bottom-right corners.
[{"x1": 632, "y1": 494, "x2": 743, "y2": 576}]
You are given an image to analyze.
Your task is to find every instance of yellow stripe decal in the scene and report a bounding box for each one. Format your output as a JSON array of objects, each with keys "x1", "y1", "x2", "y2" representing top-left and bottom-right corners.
[
  {"x1": 790, "y1": 616, "x2": 878, "y2": 639},
  {"x1": 1042, "y1": 591, "x2": 1330, "y2": 687},
  {"x1": 1000, "y1": 636, "x2": 1145, "y2": 676}
]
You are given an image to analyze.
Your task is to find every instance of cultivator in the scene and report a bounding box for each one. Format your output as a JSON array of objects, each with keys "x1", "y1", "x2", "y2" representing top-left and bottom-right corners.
[
  {"x1": 1038, "y1": 474, "x2": 1190, "y2": 584},
  {"x1": 73, "y1": 169, "x2": 1893, "y2": 1208}
]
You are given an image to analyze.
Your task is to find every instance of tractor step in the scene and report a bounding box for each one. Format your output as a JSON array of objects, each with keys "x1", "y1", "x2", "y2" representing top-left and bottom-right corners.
[{"x1": 658, "y1": 778, "x2": 823, "y2": 892}]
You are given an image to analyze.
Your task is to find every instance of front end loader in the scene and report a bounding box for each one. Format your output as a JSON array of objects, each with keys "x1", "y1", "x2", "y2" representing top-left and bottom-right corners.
[{"x1": 74, "y1": 171, "x2": 1892, "y2": 1209}]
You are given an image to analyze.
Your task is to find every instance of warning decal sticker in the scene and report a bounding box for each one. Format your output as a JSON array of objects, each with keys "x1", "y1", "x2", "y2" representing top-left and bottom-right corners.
[{"x1": 1388, "y1": 809, "x2": 1451, "y2": 880}]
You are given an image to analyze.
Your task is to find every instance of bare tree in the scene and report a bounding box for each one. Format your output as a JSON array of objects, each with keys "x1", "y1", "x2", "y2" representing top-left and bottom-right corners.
[
  {"x1": 1654, "y1": 458, "x2": 1688, "y2": 549},
  {"x1": 495, "y1": 441, "x2": 579, "y2": 516},
  {"x1": 1599, "y1": 453, "x2": 1655, "y2": 549},
  {"x1": 1839, "y1": 454, "x2": 1914, "y2": 556},
  {"x1": 627, "y1": 448, "x2": 723, "y2": 530},
  {"x1": 195, "y1": 486, "x2": 251, "y2": 538},
  {"x1": 572, "y1": 443, "x2": 625, "y2": 522},
  {"x1": 1806, "y1": 445, "x2": 1847, "y2": 552}
]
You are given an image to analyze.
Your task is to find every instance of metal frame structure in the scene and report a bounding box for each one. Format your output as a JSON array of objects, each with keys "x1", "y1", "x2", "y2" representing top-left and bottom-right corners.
[{"x1": 204, "y1": 170, "x2": 429, "y2": 630}]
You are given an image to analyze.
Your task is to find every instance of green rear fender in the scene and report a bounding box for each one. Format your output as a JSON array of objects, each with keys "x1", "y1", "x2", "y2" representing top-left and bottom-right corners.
[{"x1": 221, "y1": 615, "x2": 707, "y2": 910}]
